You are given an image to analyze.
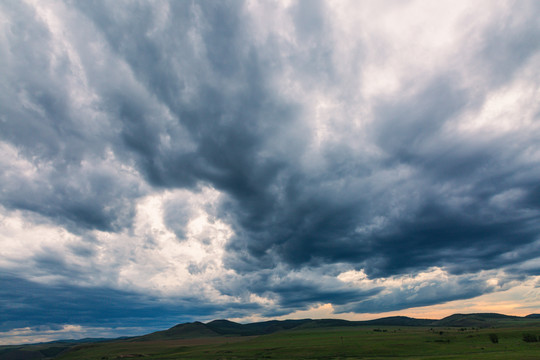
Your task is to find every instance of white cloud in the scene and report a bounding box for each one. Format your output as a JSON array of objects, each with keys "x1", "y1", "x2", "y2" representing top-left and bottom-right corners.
[
  {"x1": 0, "y1": 186, "x2": 238, "y2": 300},
  {"x1": 104, "y1": 187, "x2": 236, "y2": 298},
  {"x1": 452, "y1": 52, "x2": 540, "y2": 138}
]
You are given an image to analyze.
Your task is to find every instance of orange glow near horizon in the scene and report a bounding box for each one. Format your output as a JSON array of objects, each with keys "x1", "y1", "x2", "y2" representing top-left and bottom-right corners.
[{"x1": 231, "y1": 277, "x2": 540, "y2": 323}]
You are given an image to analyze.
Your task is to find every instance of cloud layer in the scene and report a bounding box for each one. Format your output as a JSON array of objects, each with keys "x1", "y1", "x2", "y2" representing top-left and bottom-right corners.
[{"x1": 1, "y1": 0, "x2": 540, "y2": 343}]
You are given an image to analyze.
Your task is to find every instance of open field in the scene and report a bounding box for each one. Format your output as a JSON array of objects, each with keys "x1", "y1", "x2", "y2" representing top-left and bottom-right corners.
[
  {"x1": 3, "y1": 314, "x2": 539, "y2": 360},
  {"x1": 56, "y1": 325, "x2": 540, "y2": 360}
]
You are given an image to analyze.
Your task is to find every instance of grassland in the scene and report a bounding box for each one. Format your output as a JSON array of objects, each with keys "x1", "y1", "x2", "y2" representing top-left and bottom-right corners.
[
  {"x1": 56, "y1": 324, "x2": 540, "y2": 359},
  {"x1": 3, "y1": 314, "x2": 539, "y2": 360}
]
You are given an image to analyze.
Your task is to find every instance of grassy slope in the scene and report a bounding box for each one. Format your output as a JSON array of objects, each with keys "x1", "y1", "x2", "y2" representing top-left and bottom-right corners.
[
  {"x1": 6, "y1": 314, "x2": 540, "y2": 359},
  {"x1": 134, "y1": 322, "x2": 220, "y2": 341},
  {"x1": 57, "y1": 323, "x2": 540, "y2": 360}
]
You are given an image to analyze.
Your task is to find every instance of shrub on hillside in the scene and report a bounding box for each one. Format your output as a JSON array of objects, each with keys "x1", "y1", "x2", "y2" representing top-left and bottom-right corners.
[
  {"x1": 522, "y1": 333, "x2": 538, "y2": 343},
  {"x1": 488, "y1": 333, "x2": 498, "y2": 344}
]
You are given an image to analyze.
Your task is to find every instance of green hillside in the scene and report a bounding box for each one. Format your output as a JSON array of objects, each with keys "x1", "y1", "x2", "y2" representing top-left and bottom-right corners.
[
  {"x1": 2, "y1": 313, "x2": 540, "y2": 359},
  {"x1": 134, "y1": 321, "x2": 220, "y2": 341},
  {"x1": 56, "y1": 323, "x2": 540, "y2": 360}
]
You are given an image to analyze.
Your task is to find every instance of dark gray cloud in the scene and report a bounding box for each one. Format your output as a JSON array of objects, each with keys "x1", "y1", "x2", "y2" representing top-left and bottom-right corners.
[
  {"x1": 214, "y1": 265, "x2": 384, "y2": 316},
  {"x1": 0, "y1": 272, "x2": 232, "y2": 332},
  {"x1": 0, "y1": 0, "x2": 145, "y2": 232},
  {"x1": 335, "y1": 271, "x2": 503, "y2": 314},
  {"x1": 1, "y1": 0, "x2": 540, "y2": 342}
]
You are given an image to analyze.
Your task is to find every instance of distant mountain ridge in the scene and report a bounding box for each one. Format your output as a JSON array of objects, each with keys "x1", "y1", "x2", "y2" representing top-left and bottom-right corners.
[
  {"x1": 2, "y1": 312, "x2": 538, "y2": 360},
  {"x1": 134, "y1": 313, "x2": 540, "y2": 340}
]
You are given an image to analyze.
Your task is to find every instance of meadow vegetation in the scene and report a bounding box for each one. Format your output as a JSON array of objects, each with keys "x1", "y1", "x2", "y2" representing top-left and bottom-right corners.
[
  {"x1": 2, "y1": 314, "x2": 539, "y2": 360},
  {"x1": 56, "y1": 325, "x2": 540, "y2": 360}
]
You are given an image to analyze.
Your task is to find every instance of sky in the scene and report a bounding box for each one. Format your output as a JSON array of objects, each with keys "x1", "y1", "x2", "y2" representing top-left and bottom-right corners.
[{"x1": 1, "y1": 0, "x2": 540, "y2": 345}]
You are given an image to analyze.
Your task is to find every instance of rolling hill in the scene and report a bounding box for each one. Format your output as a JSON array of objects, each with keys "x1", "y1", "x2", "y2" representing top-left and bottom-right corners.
[
  {"x1": 131, "y1": 313, "x2": 540, "y2": 341},
  {"x1": 2, "y1": 313, "x2": 539, "y2": 359}
]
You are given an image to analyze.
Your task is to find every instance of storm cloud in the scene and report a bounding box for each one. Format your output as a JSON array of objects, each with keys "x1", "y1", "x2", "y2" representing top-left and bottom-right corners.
[{"x1": 1, "y1": 0, "x2": 540, "y2": 343}]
